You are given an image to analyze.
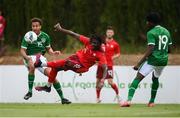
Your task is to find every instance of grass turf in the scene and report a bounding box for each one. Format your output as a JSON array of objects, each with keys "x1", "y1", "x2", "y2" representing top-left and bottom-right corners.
[{"x1": 0, "y1": 103, "x2": 180, "y2": 117}]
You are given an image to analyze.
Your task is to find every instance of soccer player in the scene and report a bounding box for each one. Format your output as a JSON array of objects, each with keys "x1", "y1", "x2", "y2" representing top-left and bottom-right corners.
[
  {"x1": 121, "y1": 12, "x2": 172, "y2": 107},
  {"x1": 34, "y1": 23, "x2": 108, "y2": 96},
  {"x1": 20, "y1": 18, "x2": 71, "y2": 104},
  {"x1": 96, "y1": 26, "x2": 120, "y2": 103}
]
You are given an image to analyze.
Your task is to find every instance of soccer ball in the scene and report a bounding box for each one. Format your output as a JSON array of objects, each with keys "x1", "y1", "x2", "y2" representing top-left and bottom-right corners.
[{"x1": 24, "y1": 31, "x2": 37, "y2": 43}]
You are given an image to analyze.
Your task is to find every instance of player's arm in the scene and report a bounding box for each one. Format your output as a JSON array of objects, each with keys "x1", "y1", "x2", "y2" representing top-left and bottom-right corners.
[
  {"x1": 20, "y1": 48, "x2": 31, "y2": 61},
  {"x1": 46, "y1": 47, "x2": 61, "y2": 56},
  {"x1": 112, "y1": 53, "x2": 120, "y2": 59},
  {"x1": 101, "y1": 64, "x2": 108, "y2": 80},
  {"x1": 168, "y1": 45, "x2": 171, "y2": 53},
  {"x1": 168, "y1": 35, "x2": 172, "y2": 53},
  {"x1": 98, "y1": 64, "x2": 108, "y2": 88},
  {"x1": 134, "y1": 45, "x2": 154, "y2": 70},
  {"x1": 20, "y1": 48, "x2": 34, "y2": 69},
  {"x1": 97, "y1": 53, "x2": 108, "y2": 88},
  {"x1": 54, "y1": 23, "x2": 80, "y2": 40},
  {"x1": 112, "y1": 43, "x2": 120, "y2": 59}
]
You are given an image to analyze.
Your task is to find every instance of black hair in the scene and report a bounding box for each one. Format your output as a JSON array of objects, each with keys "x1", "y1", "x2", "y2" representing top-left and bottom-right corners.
[
  {"x1": 31, "y1": 17, "x2": 43, "y2": 25},
  {"x1": 146, "y1": 12, "x2": 161, "y2": 24},
  {"x1": 0, "y1": 9, "x2": 4, "y2": 16},
  {"x1": 107, "y1": 26, "x2": 114, "y2": 30},
  {"x1": 90, "y1": 34, "x2": 105, "y2": 45}
]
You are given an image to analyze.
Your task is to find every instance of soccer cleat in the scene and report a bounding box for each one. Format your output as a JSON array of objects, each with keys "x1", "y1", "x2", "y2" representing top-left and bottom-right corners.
[
  {"x1": 61, "y1": 98, "x2": 71, "y2": 104},
  {"x1": 120, "y1": 101, "x2": 131, "y2": 107},
  {"x1": 96, "y1": 98, "x2": 102, "y2": 103},
  {"x1": 34, "y1": 54, "x2": 42, "y2": 67},
  {"x1": 147, "y1": 102, "x2": 155, "y2": 107},
  {"x1": 35, "y1": 85, "x2": 51, "y2": 92},
  {"x1": 24, "y1": 92, "x2": 32, "y2": 100}
]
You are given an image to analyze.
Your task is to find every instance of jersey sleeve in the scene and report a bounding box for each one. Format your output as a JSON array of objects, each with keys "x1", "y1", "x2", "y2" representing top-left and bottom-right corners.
[
  {"x1": 79, "y1": 35, "x2": 90, "y2": 45},
  {"x1": 147, "y1": 32, "x2": 155, "y2": 45},
  {"x1": 21, "y1": 37, "x2": 28, "y2": 49},
  {"x1": 97, "y1": 52, "x2": 107, "y2": 65},
  {"x1": 114, "y1": 42, "x2": 120, "y2": 54}
]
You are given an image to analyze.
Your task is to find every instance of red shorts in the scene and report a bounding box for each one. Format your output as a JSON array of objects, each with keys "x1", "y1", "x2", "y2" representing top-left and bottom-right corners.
[
  {"x1": 96, "y1": 65, "x2": 113, "y2": 79},
  {"x1": 63, "y1": 54, "x2": 89, "y2": 73}
]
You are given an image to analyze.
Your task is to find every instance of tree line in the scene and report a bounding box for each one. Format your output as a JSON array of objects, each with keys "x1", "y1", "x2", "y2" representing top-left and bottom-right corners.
[{"x1": 1, "y1": 0, "x2": 180, "y2": 53}]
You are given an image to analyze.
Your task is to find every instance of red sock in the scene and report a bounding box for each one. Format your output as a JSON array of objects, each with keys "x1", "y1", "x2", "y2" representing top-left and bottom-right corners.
[
  {"x1": 111, "y1": 83, "x2": 119, "y2": 95},
  {"x1": 47, "y1": 60, "x2": 66, "y2": 68},
  {"x1": 96, "y1": 88, "x2": 101, "y2": 99},
  {"x1": 48, "y1": 68, "x2": 58, "y2": 83}
]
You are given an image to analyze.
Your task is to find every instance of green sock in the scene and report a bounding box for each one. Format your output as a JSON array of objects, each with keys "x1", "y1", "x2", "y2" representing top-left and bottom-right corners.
[
  {"x1": 53, "y1": 82, "x2": 64, "y2": 100},
  {"x1": 128, "y1": 78, "x2": 141, "y2": 101},
  {"x1": 28, "y1": 74, "x2": 35, "y2": 93},
  {"x1": 149, "y1": 76, "x2": 159, "y2": 103}
]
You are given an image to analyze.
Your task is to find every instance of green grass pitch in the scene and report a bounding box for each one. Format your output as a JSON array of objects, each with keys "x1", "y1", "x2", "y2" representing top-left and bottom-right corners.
[{"x1": 0, "y1": 103, "x2": 180, "y2": 117}]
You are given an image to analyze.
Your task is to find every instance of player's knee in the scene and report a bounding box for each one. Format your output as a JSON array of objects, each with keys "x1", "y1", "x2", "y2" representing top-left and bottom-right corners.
[
  {"x1": 29, "y1": 68, "x2": 35, "y2": 73},
  {"x1": 107, "y1": 79, "x2": 113, "y2": 85},
  {"x1": 44, "y1": 68, "x2": 51, "y2": 76}
]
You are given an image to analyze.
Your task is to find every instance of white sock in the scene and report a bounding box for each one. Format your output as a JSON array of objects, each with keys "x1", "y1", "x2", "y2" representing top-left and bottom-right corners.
[
  {"x1": 41, "y1": 62, "x2": 47, "y2": 66},
  {"x1": 47, "y1": 82, "x2": 52, "y2": 87}
]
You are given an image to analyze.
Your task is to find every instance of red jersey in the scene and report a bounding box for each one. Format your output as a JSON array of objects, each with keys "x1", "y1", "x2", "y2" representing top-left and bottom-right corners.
[
  {"x1": 76, "y1": 35, "x2": 107, "y2": 69},
  {"x1": 105, "y1": 39, "x2": 120, "y2": 66},
  {"x1": 0, "y1": 15, "x2": 6, "y2": 38}
]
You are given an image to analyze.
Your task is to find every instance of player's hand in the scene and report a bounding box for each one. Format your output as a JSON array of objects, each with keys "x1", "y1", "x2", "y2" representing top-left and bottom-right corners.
[
  {"x1": 54, "y1": 23, "x2": 62, "y2": 31},
  {"x1": 53, "y1": 51, "x2": 61, "y2": 56},
  {"x1": 133, "y1": 64, "x2": 139, "y2": 71},
  {"x1": 98, "y1": 79, "x2": 105, "y2": 88}
]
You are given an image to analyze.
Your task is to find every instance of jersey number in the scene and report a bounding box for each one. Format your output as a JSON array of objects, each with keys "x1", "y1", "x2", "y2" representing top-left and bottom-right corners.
[
  {"x1": 158, "y1": 35, "x2": 168, "y2": 50},
  {"x1": 108, "y1": 70, "x2": 113, "y2": 76}
]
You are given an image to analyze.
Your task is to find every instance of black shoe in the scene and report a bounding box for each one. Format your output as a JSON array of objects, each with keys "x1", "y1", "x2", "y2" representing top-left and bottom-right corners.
[
  {"x1": 35, "y1": 85, "x2": 51, "y2": 92},
  {"x1": 34, "y1": 54, "x2": 42, "y2": 67},
  {"x1": 62, "y1": 98, "x2": 71, "y2": 104},
  {"x1": 24, "y1": 92, "x2": 32, "y2": 100}
]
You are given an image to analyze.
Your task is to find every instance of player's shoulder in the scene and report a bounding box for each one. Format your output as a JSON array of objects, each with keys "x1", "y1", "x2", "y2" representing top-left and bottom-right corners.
[
  {"x1": 40, "y1": 31, "x2": 50, "y2": 38},
  {"x1": 110, "y1": 39, "x2": 119, "y2": 46},
  {"x1": 80, "y1": 35, "x2": 90, "y2": 40},
  {"x1": 159, "y1": 26, "x2": 170, "y2": 35}
]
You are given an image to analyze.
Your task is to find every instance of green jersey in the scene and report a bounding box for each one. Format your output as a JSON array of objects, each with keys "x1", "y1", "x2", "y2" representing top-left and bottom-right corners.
[
  {"x1": 21, "y1": 31, "x2": 51, "y2": 55},
  {"x1": 147, "y1": 25, "x2": 172, "y2": 66}
]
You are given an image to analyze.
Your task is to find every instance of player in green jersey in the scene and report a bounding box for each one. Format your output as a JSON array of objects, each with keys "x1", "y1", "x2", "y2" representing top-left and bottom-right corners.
[
  {"x1": 121, "y1": 12, "x2": 172, "y2": 107},
  {"x1": 20, "y1": 17, "x2": 71, "y2": 104}
]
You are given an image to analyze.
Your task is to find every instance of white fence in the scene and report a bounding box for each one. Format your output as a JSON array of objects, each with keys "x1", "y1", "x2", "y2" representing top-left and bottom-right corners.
[{"x1": 0, "y1": 65, "x2": 180, "y2": 103}]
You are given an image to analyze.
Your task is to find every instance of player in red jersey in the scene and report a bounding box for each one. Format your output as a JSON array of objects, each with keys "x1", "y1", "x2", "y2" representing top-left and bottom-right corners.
[
  {"x1": 34, "y1": 23, "x2": 108, "y2": 98},
  {"x1": 96, "y1": 26, "x2": 121, "y2": 103}
]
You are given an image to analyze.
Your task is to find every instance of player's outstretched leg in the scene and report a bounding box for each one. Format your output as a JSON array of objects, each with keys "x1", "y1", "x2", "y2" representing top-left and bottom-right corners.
[
  {"x1": 121, "y1": 78, "x2": 141, "y2": 107},
  {"x1": 35, "y1": 85, "x2": 51, "y2": 92}
]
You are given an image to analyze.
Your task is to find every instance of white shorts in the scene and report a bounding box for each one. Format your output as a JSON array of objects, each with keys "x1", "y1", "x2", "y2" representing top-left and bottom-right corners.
[
  {"x1": 23, "y1": 55, "x2": 48, "y2": 75},
  {"x1": 139, "y1": 61, "x2": 165, "y2": 78}
]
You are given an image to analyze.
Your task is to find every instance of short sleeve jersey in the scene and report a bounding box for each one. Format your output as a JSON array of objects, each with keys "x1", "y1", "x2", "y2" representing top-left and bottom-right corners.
[
  {"x1": 104, "y1": 39, "x2": 120, "y2": 66},
  {"x1": 21, "y1": 31, "x2": 51, "y2": 55},
  {"x1": 147, "y1": 25, "x2": 172, "y2": 66},
  {"x1": 76, "y1": 35, "x2": 107, "y2": 68}
]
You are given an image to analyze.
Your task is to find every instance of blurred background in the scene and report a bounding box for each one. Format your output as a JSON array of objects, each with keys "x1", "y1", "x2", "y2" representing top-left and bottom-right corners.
[{"x1": 0, "y1": 0, "x2": 180, "y2": 54}]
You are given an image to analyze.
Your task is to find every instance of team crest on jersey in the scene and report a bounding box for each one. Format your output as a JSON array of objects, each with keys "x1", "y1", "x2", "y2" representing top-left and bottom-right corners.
[{"x1": 41, "y1": 38, "x2": 46, "y2": 43}]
